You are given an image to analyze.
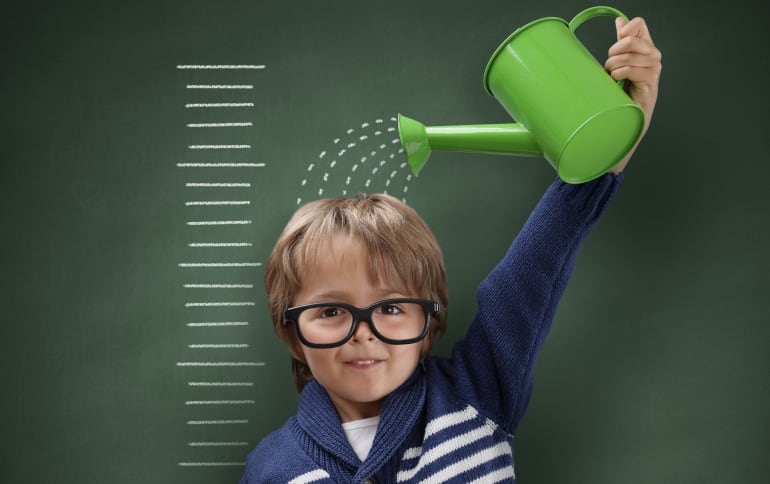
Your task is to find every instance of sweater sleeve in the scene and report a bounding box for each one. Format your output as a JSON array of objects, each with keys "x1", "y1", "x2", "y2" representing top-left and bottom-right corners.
[{"x1": 449, "y1": 173, "x2": 622, "y2": 432}]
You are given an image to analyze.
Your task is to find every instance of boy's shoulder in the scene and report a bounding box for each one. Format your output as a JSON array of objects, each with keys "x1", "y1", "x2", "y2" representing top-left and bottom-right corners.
[
  {"x1": 247, "y1": 417, "x2": 295, "y2": 456},
  {"x1": 242, "y1": 417, "x2": 330, "y2": 483}
]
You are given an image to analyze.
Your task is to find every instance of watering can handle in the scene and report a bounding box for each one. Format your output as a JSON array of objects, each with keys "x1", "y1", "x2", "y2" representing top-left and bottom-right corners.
[{"x1": 568, "y1": 6, "x2": 630, "y2": 90}]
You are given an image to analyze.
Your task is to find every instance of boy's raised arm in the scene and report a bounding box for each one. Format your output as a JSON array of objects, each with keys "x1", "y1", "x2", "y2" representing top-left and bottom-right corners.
[
  {"x1": 447, "y1": 16, "x2": 661, "y2": 432},
  {"x1": 449, "y1": 173, "x2": 622, "y2": 431}
]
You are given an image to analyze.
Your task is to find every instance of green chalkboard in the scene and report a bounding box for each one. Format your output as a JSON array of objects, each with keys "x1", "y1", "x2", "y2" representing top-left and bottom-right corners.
[{"x1": 2, "y1": 0, "x2": 768, "y2": 483}]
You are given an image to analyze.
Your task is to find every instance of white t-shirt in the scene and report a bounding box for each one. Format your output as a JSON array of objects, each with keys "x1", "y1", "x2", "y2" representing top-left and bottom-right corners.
[{"x1": 341, "y1": 416, "x2": 380, "y2": 461}]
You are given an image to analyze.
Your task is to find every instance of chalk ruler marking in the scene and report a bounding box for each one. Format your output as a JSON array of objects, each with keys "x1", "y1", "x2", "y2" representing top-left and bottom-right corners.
[
  {"x1": 185, "y1": 102, "x2": 255, "y2": 108},
  {"x1": 185, "y1": 183, "x2": 251, "y2": 187},
  {"x1": 177, "y1": 163, "x2": 265, "y2": 168},
  {"x1": 184, "y1": 284, "x2": 254, "y2": 288},
  {"x1": 176, "y1": 362, "x2": 266, "y2": 367},
  {"x1": 177, "y1": 65, "x2": 265, "y2": 69},
  {"x1": 185, "y1": 201, "x2": 251, "y2": 206},
  {"x1": 186, "y1": 122, "x2": 253, "y2": 128},
  {"x1": 186, "y1": 220, "x2": 253, "y2": 226},
  {"x1": 188, "y1": 381, "x2": 254, "y2": 387},
  {"x1": 186, "y1": 323, "x2": 249, "y2": 328},
  {"x1": 184, "y1": 400, "x2": 256, "y2": 405},
  {"x1": 178, "y1": 262, "x2": 262, "y2": 267},
  {"x1": 188, "y1": 144, "x2": 251, "y2": 149},
  {"x1": 186, "y1": 420, "x2": 248, "y2": 425},
  {"x1": 185, "y1": 302, "x2": 256, "y2": 307},
  {"x1": 188, "y1": 344, "x2": 250, "y2": 349},
  {"x1": 186, "y1": 84, "x2": 253, "y2": 89},
  {"x1": 178, "y1": 462, "x2": 246, "y2": 467},
  {"x1": 187, "y1": 243, "x2": 253, "y2": 247},
  {"x1": 187, "y1": 442, "x2": 249, "y2": 447}
]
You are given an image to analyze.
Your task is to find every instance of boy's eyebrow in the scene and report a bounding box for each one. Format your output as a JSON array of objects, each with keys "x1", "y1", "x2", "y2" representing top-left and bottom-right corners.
[{"x1": 299, "y1": 289, "x2": 409, "y2": 304}]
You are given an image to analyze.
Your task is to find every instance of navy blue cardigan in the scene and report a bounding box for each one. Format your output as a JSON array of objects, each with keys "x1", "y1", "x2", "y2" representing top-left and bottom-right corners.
[{"x1": 241, "y1": 174, "x2": 622, "y2": 483}]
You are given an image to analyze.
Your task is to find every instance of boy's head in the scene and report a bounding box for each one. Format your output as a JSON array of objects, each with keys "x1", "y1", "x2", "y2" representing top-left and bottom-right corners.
[{"x1": 265, "y1": 193, "x2": 448, "y2": 400}]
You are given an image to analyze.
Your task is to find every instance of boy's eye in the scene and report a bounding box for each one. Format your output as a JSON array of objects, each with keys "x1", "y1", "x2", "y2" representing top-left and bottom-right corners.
[
  {"x1": 319, "y1": 307, "x2": 346, "y2": 319},
  {"x1": 378, "y1": 304, "x2": 402, "y2": 315}
]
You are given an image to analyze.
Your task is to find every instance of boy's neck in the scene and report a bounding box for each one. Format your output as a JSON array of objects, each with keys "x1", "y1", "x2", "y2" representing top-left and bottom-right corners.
[{"x1": 332, "y1": 398, "x2": 383, "y2": 423}]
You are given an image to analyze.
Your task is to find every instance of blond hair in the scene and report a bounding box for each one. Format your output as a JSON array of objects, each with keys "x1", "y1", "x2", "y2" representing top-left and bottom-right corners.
[{"x1": 264, "y1": 193, "x2": 448, "y2": 391}]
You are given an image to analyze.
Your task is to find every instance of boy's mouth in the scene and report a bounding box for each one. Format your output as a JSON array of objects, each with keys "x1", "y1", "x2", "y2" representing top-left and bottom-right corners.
[{"x1": 346, "y1": 359, "x2": 382, "y2": 368}]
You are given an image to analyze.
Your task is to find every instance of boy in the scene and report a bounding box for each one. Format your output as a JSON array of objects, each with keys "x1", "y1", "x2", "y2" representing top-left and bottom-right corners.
[{"x1": 241, "y1": 16, "x2": 661, "y2": 483}]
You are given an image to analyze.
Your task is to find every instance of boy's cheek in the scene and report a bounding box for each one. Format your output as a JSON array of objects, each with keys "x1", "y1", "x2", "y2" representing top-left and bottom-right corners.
[
  {"x1": 419, "y1": 335, "x2": 433, "y2": 359},
  {"x1": 287, "y1": 335, "x2": 307, "y2": 362}
]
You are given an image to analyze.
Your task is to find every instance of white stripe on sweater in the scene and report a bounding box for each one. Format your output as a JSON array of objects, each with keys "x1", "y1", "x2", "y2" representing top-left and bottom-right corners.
[
  {"x1": 288, "y1": 469, "x2": 330, "y2": 484},
  {"x1": 396, "y1": 420, "x2": 498, "y2": 481},
  {"x1": 425, "y1": 405, "x2": 479, "y2": 438},
  {"x1": 401, "y1": 405, "x2": 480, "y2": 460},
  {"x1": 417, "y1": 441, "x2": 513, "y2": 484}
]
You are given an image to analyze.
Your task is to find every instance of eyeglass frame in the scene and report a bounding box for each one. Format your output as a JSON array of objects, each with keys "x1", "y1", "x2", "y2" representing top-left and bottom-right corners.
[{"x1": 283, "y1": 298, "x2": 441, "y2": 349}]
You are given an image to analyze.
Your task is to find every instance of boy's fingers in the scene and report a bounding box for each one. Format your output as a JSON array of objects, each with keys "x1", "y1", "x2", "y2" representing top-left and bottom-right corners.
[
  {"x1": 614, "y1": 17, "x2": 627, "y2": 39},
  {"x1": 608, "y1": 34, "x2": 659, "y2": 58},
  {"x1": 607, "y1": 65, "x2": 659, "y2": 86},
  {"x1": 618, "y1": 16, "x2": 653, "y2": 43},
  {"x1": 605, "y1": 50, "x2": 662, "y2": 72}
]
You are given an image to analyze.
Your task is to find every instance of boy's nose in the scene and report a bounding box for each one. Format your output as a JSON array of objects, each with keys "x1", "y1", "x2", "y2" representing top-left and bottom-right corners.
[{"x1": 351, "y1": 319, "x2": 376, "y2": 342}]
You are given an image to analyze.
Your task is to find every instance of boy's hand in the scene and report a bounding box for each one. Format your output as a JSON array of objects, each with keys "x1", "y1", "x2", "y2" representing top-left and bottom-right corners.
[{"x1": 604, "y1": 16, "x2": 662, "y2": 174}]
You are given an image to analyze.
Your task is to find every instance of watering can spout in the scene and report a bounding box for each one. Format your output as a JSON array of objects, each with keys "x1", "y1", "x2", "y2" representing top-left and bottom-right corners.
[{"x1": 398, "y1": 113, "x2": 543, "y2": 175}]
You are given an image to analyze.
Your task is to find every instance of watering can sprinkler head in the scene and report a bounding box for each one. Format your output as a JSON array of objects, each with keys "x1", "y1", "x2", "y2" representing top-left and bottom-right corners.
[{"x1": 398, "y1": 114, "x2": 432, "y2": 175}]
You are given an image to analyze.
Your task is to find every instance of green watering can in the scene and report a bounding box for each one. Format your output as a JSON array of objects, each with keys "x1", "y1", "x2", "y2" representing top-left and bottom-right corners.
[{"x1": 398, "y1": 6, "x2": 645, "y2": 183}]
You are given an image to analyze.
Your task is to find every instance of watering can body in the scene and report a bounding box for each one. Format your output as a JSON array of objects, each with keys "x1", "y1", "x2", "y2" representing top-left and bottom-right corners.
[{"x1": 399, "y1": 6, "x2": 645, "y2": 183}]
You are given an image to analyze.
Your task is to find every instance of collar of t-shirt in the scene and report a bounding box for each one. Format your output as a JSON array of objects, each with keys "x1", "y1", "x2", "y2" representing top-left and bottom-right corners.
[{"x1": 341, "y1": 416, "x2": 381, "y2": 461}]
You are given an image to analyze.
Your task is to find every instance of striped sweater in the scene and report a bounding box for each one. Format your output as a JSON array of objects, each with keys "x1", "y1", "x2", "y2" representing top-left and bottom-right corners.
[{"x1": 241, "y1": 174, "x2": 622, "y2": 483}]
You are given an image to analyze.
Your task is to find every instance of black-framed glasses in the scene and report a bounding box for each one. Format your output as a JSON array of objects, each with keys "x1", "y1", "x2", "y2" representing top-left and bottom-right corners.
[{"x1": 283, "y1": 298, "x2": 440, "y2": 349}]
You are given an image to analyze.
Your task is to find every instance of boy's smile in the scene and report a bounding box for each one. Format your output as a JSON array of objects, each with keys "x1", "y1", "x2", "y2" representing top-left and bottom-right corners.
[{"x1": 291, "y1": 234, "x2": 428, "y2": 423}]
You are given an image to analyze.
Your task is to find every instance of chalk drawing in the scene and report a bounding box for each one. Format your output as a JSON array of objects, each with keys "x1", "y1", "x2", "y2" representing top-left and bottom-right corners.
[
  {"x1": 296, "y1": 117, "x2": 412, "y2": 205},
  {"x1": 188, "y1": 442, "x2": 250, "y2": 447},
  {"x1": 186, "y1": 84, "x2": 254, "y2": 89},
  {"x1": 185, "y1": 201, "x2": 251, "y2": 206},
  {"x1": 185, "y1": 182, "x2": 251, "y2": 187},
  {"x1": 186, "y1": 322, "x2": 249, "y2": 327},
  {"x1": 185, "y1": 400, "x2": 256, "y2": 405},
  {"x1": 188, "y1": 382, "x2": 254, "y2": 387},
  {"x1": 186, "y1": 220, "x2": 252, "y2": 226},
  {"x1": 178, "y1": 262, "x2": 261, "y2": 267},
  {"x1": 177, "y1": 65, "x2": 265, "y2": 69},
  {"x1": 186, "y1": 122, "x2": 253, "y2": 128},
  {"x1": 184, "y1": 302, "x2": 256, "y2": 307},
  {"x1": 187, "y1": 243, "x2": 253, "y2": 247},
  {"x1": 185, "y1": 102, "x2": 255, "y2": 108},
  {"x1": 177, "y1": 163, "x2": 265, "y2": 167},
  {"x1": 183, "y1": 284, "x2": 254, "y2": 288},
  {"x1": 175, "y1": 59, "x2": 270, "y2": 470},
  {"x1": 188, "y1": 344, "x2": 250, "y2": 349},
  {"x1": 186, "y1": 420, "x2": 249, "y2": 425}
]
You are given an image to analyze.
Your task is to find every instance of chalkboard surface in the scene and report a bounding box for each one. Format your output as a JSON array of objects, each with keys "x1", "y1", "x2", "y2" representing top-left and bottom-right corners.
[{"x1": 2, "y1": 0, "x2": 768, "y2": 483}]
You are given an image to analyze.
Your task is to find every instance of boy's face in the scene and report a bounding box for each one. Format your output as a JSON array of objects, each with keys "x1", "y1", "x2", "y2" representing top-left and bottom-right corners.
[{"x1": 291, "y1": 234, "x2": 428, "y2": 423}]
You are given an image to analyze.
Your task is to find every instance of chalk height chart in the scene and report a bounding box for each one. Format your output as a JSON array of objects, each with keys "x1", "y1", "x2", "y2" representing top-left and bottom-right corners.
[
  {"x1": 174, "y1": 64, "x2": 267, "y2": 469},
  {"x1": 169, "y1": 61, "x2": 418, "y2": 472}
]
